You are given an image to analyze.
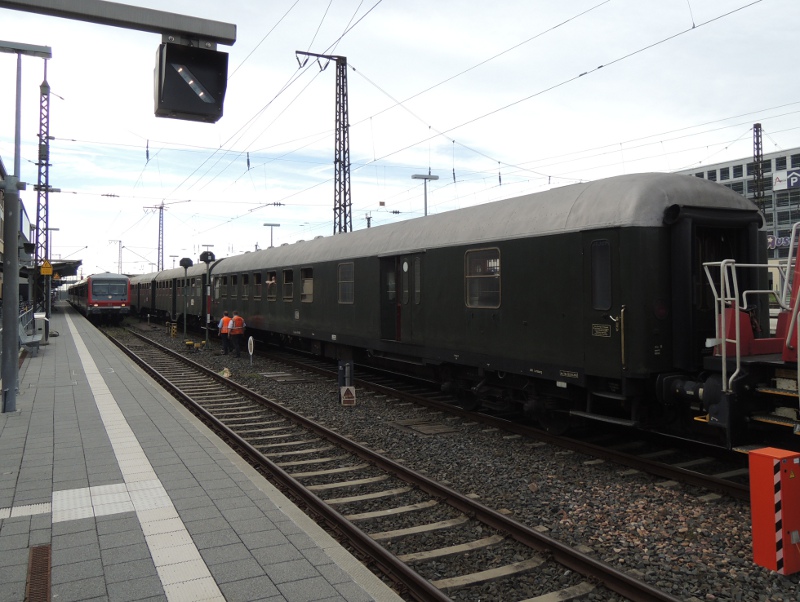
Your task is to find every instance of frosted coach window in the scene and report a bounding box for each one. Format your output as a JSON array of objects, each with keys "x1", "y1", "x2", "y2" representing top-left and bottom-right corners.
[
  {"x1": 465, "y1": 248, "x2": 500, "y2": 308},
  {"x1": 301, "y1": 268, "x2": 313, "y2": 303},
  {"x1": 338, "y1": 262, "x2": 354, "y2": 304},
  {"x1": 414, "y1": 257, "x2": 421, "y2": 305},
  {"x1": 283, "y1": 270, "x2": 294, "y2": 301}
]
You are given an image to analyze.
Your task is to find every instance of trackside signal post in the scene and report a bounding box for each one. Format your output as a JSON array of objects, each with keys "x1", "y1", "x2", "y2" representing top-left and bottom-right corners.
[
  {"x1": 200, "y1": 250, "x2": 215, "y2": 349},
  {"x1": 750, "y1": 448, "x2": 800, "y2": 575}
]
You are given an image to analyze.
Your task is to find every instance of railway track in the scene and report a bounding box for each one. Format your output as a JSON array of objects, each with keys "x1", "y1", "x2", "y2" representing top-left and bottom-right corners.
[
  {"x1": 253, "y1": 349, "x2": 753, "y2": 503},
  {"x1": 110, "y1": 328, "x2": 683, "y2": 602}
]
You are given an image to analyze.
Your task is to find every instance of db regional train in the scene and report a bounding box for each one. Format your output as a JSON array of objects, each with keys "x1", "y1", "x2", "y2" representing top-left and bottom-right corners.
[
  {"x1": 128, "y1": 173, "x2": 800, "y2": 449},
  {"x1": 68, "y1": 272, "x2": 131, "y2": 323}
]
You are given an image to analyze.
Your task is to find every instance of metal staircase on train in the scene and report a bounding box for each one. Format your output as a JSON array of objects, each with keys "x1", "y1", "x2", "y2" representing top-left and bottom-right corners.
[{"x1": 704, "y1": 223, "x2": 800, "y2": 438}]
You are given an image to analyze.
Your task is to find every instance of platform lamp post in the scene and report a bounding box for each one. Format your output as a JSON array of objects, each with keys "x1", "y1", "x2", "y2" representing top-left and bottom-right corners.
[
  {"x1": 1, "y1": 41, "x2": 52, "y2": 414},
  {"x1": 411, "y1": 173, "x2": 438, "y2": 216},
  {"x1": 179, "y1": 257, "x2": 193, "y2": 338},
  {"x1": 170, "y1": 254, "x2": 178, "y2": 268},
  {"x1": 200, "y1": 249, "x2": 215, "y2": 349},
  {"x1": 263, "y1": 223, "x2": 280, "y2": 248}
]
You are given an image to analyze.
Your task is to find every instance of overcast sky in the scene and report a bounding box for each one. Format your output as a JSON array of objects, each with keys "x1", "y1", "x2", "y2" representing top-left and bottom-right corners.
[{"x1": 0, "y1": 0, "x2": 797, "y2": 278}]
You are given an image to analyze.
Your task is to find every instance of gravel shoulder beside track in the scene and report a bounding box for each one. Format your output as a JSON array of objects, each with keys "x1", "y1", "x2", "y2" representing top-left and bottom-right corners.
[{"x1": 127, "y1": 323, "x2": 800, "y2": 602}]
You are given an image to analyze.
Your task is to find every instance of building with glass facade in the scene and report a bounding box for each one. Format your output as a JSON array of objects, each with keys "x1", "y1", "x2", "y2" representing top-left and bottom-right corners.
[{"x1": 677, "y1": 148, "x2": 800, "y2": 259}]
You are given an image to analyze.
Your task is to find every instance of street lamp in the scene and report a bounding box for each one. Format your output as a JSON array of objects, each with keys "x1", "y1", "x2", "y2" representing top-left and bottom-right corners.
[
  {"x1": 411, "y1": 173, "x2": 439, "y2": 216},
  {"x1": 263, "y1": 223, "x2": 280, "y2": 248},
  {"x1": 179, "y1": 257, "x2": 193, "y2": 338},
  {"x1": 200, "y1": 248, "x2": 215, "y2": 349}
]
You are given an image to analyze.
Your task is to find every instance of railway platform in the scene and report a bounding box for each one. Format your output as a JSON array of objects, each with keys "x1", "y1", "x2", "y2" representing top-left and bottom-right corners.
[{"x1": 0, "y1": 305, "x2": 403, "y2": 602}]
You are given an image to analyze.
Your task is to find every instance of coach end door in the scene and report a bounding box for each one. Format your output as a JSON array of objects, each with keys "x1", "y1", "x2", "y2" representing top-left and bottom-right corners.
[
  {"x1": 583, "y1": 232, "x2": 624, "y2": 379},
  {"x1": 380, "y1": 255, "x2": 424, "y2": 344}
]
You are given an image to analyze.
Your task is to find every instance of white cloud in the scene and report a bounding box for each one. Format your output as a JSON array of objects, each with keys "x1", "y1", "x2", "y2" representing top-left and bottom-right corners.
[{"x1": 0, "y1": 0, "x2": 797, "y2": 277}]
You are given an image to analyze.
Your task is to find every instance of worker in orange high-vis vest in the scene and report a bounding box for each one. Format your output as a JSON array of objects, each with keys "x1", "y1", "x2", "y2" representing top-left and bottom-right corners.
[
  {"x1": 217, "y1": 311, "x2": 232, "y2": 355},
  {"x1": 229, "y1": 310, "x2": 246, "y2": 358}
]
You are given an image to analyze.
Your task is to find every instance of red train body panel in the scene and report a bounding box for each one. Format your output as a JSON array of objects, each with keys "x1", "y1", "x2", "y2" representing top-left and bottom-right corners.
[{"x1": 68, "y1": 272, "x2": 131, "y2": 323}]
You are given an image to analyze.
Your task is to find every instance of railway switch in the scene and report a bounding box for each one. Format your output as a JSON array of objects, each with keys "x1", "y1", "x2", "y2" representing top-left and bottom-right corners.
[{"x1": 750, "y1": 448, "x2": 800, "y2": 575}]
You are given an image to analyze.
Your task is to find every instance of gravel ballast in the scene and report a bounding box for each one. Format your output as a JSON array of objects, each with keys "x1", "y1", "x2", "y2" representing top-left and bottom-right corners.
[{"x1": 126, "y1": 322, "x2": 800, "y2": 602}]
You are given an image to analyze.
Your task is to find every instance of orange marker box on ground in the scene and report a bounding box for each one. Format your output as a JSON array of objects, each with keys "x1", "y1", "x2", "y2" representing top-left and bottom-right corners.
[{"x1": 749, "y1": 447, "x2": 800, "y2": 575}]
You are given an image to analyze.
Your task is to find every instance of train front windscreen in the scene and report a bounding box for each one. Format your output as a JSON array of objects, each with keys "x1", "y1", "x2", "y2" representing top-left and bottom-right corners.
[{"x1": 92, "y1": 281, "x2": 128, "y2": 299}]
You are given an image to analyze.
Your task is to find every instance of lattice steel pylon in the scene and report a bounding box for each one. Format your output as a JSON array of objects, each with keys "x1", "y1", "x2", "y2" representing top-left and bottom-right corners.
[
  {"x1": 753, "y1": 123, "x2": 765, "y2": 213},
  {"x1": 296, "y1": 51, "x2": 351, "y2": 234},
  {"x1": 143, "y1": 200, "x2": 190, "y2": 271},
  {"x1": 33, "y1": 65, "x2": 51, "y2": 309}
]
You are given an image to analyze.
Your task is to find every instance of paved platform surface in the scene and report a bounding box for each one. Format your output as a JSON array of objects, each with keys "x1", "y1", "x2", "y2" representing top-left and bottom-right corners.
[{"x1": 0, "y1": 306, "x2": 404, "y2": 602}]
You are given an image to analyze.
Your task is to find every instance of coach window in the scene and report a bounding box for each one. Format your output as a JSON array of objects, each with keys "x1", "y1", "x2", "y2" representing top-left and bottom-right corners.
[
  {"x1": 386, "y1": 270, "x2": 396, "y2": 302},
  {"x1": 465, "y1": 248, "x2": 500, "y2": 308},
  {"x1": 591, "y1": 239, "x2": 612, "y2": 311},
  {"x1": 242, "y1": 273, "x2": 249, "y2": 299},
  {"x1": 267, "y1": 271, "x2": 277, "y2": 301},
  {"x1": 231, "y1": 274, "x2": 239, "y2": 298},
  {"x1": 220, "y1": 276, "x2": 228, "y2": 298},
  {"x1": 253, "y1": 273, "x2": 262, "y2": 299},
  {"x1": 338, "y1": 262, "x2": 354, "y2": 304},
  {"x1": 402, "y1": 259, "x2": 409, "y2": 304},
  {"x1": 414, "y1": 257, "x2": 421, "y2": 304},
  {"x1": 301, "y1": 268, "x2": 313, "y2": 303},
  {"x1": 283, "y1": 269, "x2": 294, "y2": 301}
]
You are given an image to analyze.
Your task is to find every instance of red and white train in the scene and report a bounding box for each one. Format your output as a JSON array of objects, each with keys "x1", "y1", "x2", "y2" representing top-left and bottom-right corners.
[{"x1": 68, "y1": 272, "x2": 131, "y2": 323}]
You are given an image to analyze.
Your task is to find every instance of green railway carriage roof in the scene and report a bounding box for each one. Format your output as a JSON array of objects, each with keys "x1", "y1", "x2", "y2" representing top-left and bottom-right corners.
[
  {"x1": 131, "y1": 262, "x2": 210, "y2": 285},
  {"x1": 209, "y1": 172, "x2": 761, "y2": 275}
]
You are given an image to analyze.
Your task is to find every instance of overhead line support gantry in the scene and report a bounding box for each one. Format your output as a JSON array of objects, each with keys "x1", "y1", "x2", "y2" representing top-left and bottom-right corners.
[{"x1": 296, "y1": 51, "x2": 352, "y2": 234}]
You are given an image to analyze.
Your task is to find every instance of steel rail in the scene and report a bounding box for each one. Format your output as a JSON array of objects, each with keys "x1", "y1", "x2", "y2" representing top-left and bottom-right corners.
[
  {"x1": 116, "y1": 330, "x2": 684, "y2": 602},
  {"x1": 259, "y1": 350, "x2": 752, "y2": 502}
]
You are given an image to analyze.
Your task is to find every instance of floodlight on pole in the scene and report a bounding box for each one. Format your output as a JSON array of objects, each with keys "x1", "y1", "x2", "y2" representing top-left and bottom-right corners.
[
  {"x1": 411, "y1": 173, "x2": 439, "y2": 216},
  {"x1": 263, "y1": 223, "x2": 280, "y2": 248}
]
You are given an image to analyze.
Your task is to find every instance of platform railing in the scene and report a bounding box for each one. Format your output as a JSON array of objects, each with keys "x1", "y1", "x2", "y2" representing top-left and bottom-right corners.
[{"x1": 703, "y1": 260, "x2": 787, "y2": 393}]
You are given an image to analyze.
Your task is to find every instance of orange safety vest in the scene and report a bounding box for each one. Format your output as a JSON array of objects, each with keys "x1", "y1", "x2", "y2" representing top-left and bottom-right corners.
[
  {"x1": 220, "y1": 316, "x2": 232, "y2": 334},
  {"x1": 230, "y1": 315, "x2": 245, "y2": 336}
]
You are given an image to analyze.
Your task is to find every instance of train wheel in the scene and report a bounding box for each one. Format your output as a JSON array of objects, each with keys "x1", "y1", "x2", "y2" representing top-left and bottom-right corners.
[
  {"x1": 537, "y1": 409, "x2": 571, "y2": 435},
  {"x1": 525, "y1": 396, "x2": 570, "y2": 434},
  {"x1": 455, "y1": 389, "x2": 482, "y2": 411}
]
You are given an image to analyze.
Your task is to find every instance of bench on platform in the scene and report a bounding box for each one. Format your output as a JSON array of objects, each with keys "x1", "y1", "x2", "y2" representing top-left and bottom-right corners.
[{"x1": 19, "y1": 331, "x2": 43, "y2": 356}]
